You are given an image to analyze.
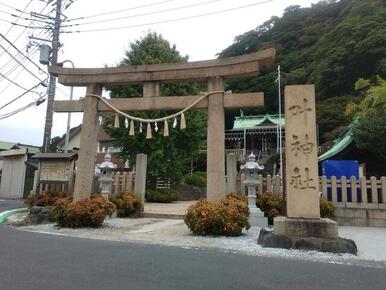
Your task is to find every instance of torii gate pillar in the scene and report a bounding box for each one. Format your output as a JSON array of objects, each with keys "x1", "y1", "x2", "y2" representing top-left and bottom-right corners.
[
  {"x1": 207, "y1": 77, "x2": 225, "y2": 200},
  {"x1": 73, "y1": 83, "x2": 102, "y2": 201}
]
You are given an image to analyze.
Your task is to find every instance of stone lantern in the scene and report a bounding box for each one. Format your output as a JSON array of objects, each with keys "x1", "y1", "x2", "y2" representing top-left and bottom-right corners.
[
  {"x1": 98, "y1": 153, "x2": 117, "y2": 199},
  {"x1": 240, "y1": 153, "x2": 268, "y2": 227}
]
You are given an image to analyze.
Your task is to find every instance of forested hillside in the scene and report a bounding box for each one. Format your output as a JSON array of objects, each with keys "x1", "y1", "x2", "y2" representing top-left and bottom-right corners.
[{"x1": 219, "y1": 0, "x2": 386, "y2": 142}]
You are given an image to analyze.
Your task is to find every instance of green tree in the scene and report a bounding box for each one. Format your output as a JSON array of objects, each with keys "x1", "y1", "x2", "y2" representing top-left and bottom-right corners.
[
  {"x1": 349, "y1": 78, "x2": 386, "y2": 160},
  {"x1": 106, "y1": 32, "x2": 206, "y2": 184},
  {"x1": 48, "y1": 136, "x2": 62, "y2": 153},
  {"x1": 218, "y1": 0, "x2": 386, "y2": 136}
]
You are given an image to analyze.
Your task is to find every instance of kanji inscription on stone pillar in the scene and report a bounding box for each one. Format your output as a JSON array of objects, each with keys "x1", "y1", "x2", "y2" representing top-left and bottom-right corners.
[{"x1": 285, "y1": 85, "x2": 320, "y2": 218}]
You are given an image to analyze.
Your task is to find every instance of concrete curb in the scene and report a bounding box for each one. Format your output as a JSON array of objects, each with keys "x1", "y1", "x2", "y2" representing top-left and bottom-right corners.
[{"x1": 0, "y1": 208, "x2": 28, "y2": 223}]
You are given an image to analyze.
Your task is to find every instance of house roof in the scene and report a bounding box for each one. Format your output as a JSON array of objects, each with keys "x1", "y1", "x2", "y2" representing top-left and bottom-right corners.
[
  {"x1": 0, "y1": 141, "x2": 16, "y2": 151},
  {"x1": 232, "y1": 114, "x2": 285, "y2": 130},
  {"x1": 57, "y1": 124, "x2": 82, "y2": 146},
  {"x1": 11, "y1": 144, "x2": 40, "y2": 154}
]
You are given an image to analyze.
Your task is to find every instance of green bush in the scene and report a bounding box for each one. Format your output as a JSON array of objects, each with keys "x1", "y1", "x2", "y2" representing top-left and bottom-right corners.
[
  {"x1": 110, "y1": 192, "x2": 142, "y2": 217},
  {"x1": 184, "y1": 193, "x2": 250, "y2": 236},
  {"x1": 256, "y1": 192, "x2": 285, "y2": 225},
  {"x1": 183, "y1": 171, "x2": 206, "y2": 188},
  {"x1": 52, "y1": 195, "x2": 115, "y2": 228},
  {"x1": 256, "y1": 193, "x2": 336, "y2": 223},
  {"x1": 320, "y1": 198, "x2": 335, "y2": 218},
  {"x1": 145, "y1": 189, "x2": 180, "y2": 203}
]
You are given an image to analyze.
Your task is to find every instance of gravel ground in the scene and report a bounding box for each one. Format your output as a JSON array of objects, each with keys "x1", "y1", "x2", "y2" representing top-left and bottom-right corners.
[{"x1": 11, "y1": 214, "x2": 386, "y2": 268}]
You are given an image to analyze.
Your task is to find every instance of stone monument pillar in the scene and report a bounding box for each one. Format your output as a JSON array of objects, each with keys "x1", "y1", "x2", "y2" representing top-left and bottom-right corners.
[{"x1": 258, "y1": 85, "x2": 357, "y2": 254}]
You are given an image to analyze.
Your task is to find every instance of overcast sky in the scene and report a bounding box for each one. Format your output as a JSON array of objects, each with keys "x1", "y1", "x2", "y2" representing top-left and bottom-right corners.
[{"x1": 0, "y1": 0, "x2": 320, "y2": 146}]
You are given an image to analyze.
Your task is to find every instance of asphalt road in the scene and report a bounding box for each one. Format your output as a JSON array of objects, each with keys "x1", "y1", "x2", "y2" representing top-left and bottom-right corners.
[
  {"x1": 0, "y1": 225, "x2": 385, "y2": 290},
  {"x1": 0, "y1": 199, "x2": 25, "y2": 212}
]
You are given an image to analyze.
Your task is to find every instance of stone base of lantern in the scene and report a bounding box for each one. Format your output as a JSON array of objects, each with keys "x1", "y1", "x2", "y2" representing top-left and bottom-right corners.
[
  {"x1": 257, "y1": 217, "x2": 357, "y2": 255},
  {"x1": 249, "y1": 207, "x2": 268, "y2": 228}
]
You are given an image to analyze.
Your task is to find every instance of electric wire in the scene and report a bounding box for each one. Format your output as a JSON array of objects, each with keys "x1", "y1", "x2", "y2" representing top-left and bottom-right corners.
[
  {"x1": 0, "y1": 41, "x2": 45, "y2": 82},
  {"x1": 0, "y1": 3, "x2": 54, "y2": 60},
  {"x1": 0, "y1": 46, "x2": 41, "y2": 95},
  {"x1": 0, "y1": 0, "x2": 33, "y2": 50},
  {"x1": 61, "y1": 0, "x2": 224, "y2": 27},
  {"x1": 0, "y1": 31, "x2": 51, "y2": 82},
  {"x1": 0, "y1": 82, "x2": 44, "y2": 110},
  {"x1": 62, "y1": 0, "x2": 274, "y2": 33},
  {"x1": 0, "y1": 32, "x2": 49, "y2": 76},
  {"x1": 0, "y1": 72, "x2": 30, "y2": 91},
  {"x1": 0, "y1": 95, "x2": 46, "y2": 120},
  {"x1": 65, "y1": 0, "x2": 174, "y2": 22}
]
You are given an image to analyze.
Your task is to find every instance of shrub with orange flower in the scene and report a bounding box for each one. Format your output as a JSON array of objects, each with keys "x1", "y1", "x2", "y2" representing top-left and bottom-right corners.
[
  {"x1": 52, "y1": 195, "x2": 115, "y2": 228},
  {"x1": 110, "y1": 192, "x2": 142, "y2": 217},
  {"x1": 184, "y1": 193, "x2": 250, "y2": 236},
  {"x1": 25, "y1": 192, "x2": 69, "y2": 207}
]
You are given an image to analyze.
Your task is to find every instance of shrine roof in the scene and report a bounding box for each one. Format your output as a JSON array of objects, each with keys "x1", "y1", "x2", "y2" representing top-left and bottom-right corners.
[
  {"x1": 232, "y1": 114, "x2": 285, "y2": 130},
  {"x1": 318, "y1": 130, "x2": 353, "y2": 162}
]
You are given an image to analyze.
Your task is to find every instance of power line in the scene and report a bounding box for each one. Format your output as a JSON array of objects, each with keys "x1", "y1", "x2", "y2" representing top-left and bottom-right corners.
[
  {"x1": 0, "y1": 31, "x2": 51, "y2": 85},
  {"x1": 0, "y1": 46, "x2": 41, "y2": 96},
  {"x1": 0, "y1": 18, "x2": 51, "y2": 29},
  {"x1": 61, "y1": 0, "x2": 224, "y2": 28},
  {"x1": 0, "y1": 71, "x2": 30, "y2": 91},
  {"x1": 0, "y1": 95, "x2": 46, "y2": 120},
  {"x1": 0, "y1": 41, "x2": 45, "y2": 82},
  {"x1": 0, "y1": 29, "x2": 52, "y2": 74},
  {"x1": 65, "y1": 0, "x2": 174, "y2": 22},
  {"x1": 0, "y1": 32, "x2": 49, "y2": 76},
  {"x1": 0, "y1": 82, "x2": 44, "y2": 111},
  {"x1": 0, "y1": 2, "x2": 16, "y2": 11},
  {"x1": 62, "y1": 0, "x2": 274, "y2": 33},
  {"x1": 0, "y1": 2, "x2": 53, "y2": 60}
]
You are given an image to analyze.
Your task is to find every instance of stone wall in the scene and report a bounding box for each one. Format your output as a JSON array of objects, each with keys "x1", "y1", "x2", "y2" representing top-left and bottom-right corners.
[{"x1": 334, "y1": 203, "x2": 386, "y2": 227}]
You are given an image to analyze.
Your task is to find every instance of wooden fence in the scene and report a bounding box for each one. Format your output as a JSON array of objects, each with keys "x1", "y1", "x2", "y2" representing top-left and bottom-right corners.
[
  {"x1": 107, "y1": 172, "x2": 135, "y2": 196},
  {"x1": 237, "y1": 175, "x2": 386, "y2": 205},
  {"x1": 238, "y1": 174, "x2": 282, "y2": 195},
  {"x1": 102, "y1": 172, "x2": 386, "y2": 207},
  {"x1": 320, "y1": 176, "x2": 386, "y2": 204}
]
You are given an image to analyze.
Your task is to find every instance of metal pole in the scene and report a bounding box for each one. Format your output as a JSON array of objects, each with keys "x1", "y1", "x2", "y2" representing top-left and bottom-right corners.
[
  {"x1": 60, "y1": 60, "x2": 75, "y2": 152},
  {"x1": 278, "y1": 65, "x2": 283, "y2": 179},
  {"x1": 243, "y1": 128, "x2": 246, "y2": 156},
  {"x1": 42, "y1": 0, "x2": 62, "y2": 152}
]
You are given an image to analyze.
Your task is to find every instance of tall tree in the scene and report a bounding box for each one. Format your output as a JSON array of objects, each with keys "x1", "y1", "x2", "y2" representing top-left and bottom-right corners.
[
  {"x1": 105, "y1": 32, "x2": 206, "y2": 184},
  {"x1": 348, "y1": 77, "x2": 386, "y2": 161},
  {"x1": 218, "y1": 0, "x2": 386, "y2": 143}
]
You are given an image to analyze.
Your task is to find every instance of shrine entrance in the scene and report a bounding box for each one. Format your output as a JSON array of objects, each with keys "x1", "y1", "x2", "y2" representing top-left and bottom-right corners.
[{"x1": 49, "y1": 48, "x2": 276, "y2": 201}]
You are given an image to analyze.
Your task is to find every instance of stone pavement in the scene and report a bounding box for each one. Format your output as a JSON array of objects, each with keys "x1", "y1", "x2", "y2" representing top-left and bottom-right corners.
[{"x1": 143, "y1": 201, "x2": 195, "y2": 219}]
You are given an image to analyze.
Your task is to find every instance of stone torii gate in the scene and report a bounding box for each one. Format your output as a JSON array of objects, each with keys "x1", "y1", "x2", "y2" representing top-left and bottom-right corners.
[{"x1": 49, "y1": 48, "x2": 276, "y2": 202}]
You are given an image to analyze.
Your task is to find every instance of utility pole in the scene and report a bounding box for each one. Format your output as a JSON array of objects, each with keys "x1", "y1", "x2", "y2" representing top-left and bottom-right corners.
[{"x1": 42, "y1": 0, "x2": 62, "y2": 152}]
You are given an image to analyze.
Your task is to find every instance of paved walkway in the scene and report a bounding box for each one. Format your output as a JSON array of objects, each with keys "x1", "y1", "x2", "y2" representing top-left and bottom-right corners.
[
  {"x1": 0, "y1": 199, "x2": 25, "y2": 212},
  {"x1": 143, "y1": 201, "x2": 195, "y2": 218}
]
